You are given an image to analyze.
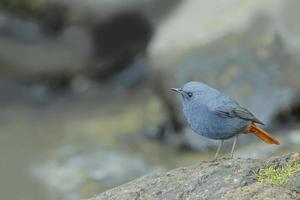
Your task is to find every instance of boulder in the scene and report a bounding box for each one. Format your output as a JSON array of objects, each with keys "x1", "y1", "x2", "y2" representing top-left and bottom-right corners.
[
  {"x1": 90, "y1": 153, "x2": 300, "y2": 200},
  {"x1": 0, "y1": 0, "x2": 181, "y2": 86},
  {"x1": 148, "y1": 0, "x2": 300, "y2": 144}
]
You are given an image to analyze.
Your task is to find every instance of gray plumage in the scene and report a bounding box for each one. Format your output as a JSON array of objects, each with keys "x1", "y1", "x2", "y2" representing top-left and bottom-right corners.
[{"x1": 174, "y1": 81, "x2": 262, "y2": 140}]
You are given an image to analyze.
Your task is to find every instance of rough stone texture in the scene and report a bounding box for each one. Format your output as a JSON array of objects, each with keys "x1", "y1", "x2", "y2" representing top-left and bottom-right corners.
[
  {"x1": 90, "y1": 153, "x2": 300, "y2": 200},
  {"x1": 285, "y1": 173, "x2": 300, "y2": 194}
]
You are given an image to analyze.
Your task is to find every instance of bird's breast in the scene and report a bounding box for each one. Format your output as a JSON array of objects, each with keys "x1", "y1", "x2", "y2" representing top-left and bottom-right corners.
[{"x1": 183, "y1": 104, "x2": 210, "y2": 134}]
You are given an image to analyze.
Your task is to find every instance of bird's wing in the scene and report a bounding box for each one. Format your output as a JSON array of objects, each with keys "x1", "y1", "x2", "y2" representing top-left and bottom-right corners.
[{"x1": 215, "y1": 105, "x2": 264, "y2": 125}]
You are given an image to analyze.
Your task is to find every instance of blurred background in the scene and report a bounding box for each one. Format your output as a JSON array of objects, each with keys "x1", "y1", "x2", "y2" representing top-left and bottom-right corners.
[{"x1": 1, "y1": 0, "x2": 300, "y2": 199}]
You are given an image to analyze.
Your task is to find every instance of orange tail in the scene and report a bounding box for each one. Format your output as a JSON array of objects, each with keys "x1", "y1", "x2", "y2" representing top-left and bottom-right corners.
[{"x1": 248, "y1": 124, "x2": 280, "y2": 145}]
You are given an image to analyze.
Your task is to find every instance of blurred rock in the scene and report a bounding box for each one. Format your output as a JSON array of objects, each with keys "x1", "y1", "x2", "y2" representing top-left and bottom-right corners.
[
  {"x1": 0, "y1": 79, "x2": 50, "y2": 103},
  {"x1": 0, "y1": 11, "x2": 42, "y2": 40},
  {"x1": 0, "y1": 21, "x2": 92, "y2": 77},
  {"x1": 148, "y1": 0, "x2": 300, "y2": 148},
  {"x1": 0, "y1": 0, "x2": 182, "y2": 88},
  {"x1": 90, "y1": 153, "x2": 300, "y2": 200},
  {"x1": 277, "y1": 0, "x2": 300, "y2": 50},
  {"x1": 289, "y1": 130, "x2": 300, "y2": 145},
  {"x1": 112, "y1": 54, "x2": 148, "y2": 87},
  {"x1": 1, "y1": 0, "x2": 182, "y2": 26},
  {"x1": 33, "y1": 145, "x2": 161, "y2": 200},
  {"x1": 149, "y1": 0, "x2": 280, "y2": 55},
  {"x1": 85, "y1": 12, "x2": 152, "y2": 81},
  {"x1": 40, "y1": 2, "x2": 68, "y2": 35}
]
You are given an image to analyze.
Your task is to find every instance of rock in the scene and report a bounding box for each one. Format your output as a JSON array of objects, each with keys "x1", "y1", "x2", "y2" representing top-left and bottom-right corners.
[
  {"x1": 0, "y1": 0, "x2": 181, "y2": 25},
  {"x1": 148, "y1": 0, "x2": 300, "y2": 148},
  {"x1": 149, "y1": 0, "x2": 280, "y2": 56},
  {"x1": 0, "y1": 10, "x2": 92, "y2": 80},
  {"x1": 32, "y1": 145, "x2": 162, "y2": 200},
  {"x1": 90, "y1": 153, "x2": 300, "y2": 200},
  {"x1": 0, "y1": 0, "x2": 182, "y2": 87},
  {"x1": 86, "y1": 11, "x2": 152, "y2": 81},
  {"x1": 285, "y1": 173, "x2": 300, "y2": 193},
  {"x1": 0, "y1": 9, "x2": 148, "y2": 85}
]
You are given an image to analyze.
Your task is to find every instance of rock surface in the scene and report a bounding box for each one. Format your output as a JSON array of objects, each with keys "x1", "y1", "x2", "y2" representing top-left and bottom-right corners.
[{"x1": 90, "y1": 153, "x2": 300, "y2": 200}]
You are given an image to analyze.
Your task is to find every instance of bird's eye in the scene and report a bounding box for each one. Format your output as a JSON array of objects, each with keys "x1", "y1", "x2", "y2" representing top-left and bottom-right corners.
[{"x1": 187, "y1": 92, "x2": 193, "y2": 98}]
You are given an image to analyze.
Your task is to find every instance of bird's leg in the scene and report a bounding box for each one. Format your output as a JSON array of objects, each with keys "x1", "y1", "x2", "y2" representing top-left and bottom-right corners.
[
  {"x1": 230, "y1": 135, "x2": 239, "y2": 158},
  {"x1": 215, "y1": 139, "x2": 224, "y2": 159}
]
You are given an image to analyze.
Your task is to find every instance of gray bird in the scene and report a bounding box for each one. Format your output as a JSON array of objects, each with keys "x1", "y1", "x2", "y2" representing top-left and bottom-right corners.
[{"x1": 172, "y1": 81, "x2": 279, "y2": 158}]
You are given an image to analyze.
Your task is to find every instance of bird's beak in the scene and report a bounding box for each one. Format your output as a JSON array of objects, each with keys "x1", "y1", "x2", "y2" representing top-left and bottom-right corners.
[{"x1": 171, "y1": 88, "x2": 181, "y2": 93}]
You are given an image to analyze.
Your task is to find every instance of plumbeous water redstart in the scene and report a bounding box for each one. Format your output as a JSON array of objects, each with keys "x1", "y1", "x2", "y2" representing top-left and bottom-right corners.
[{"x1": 172, "y1": 81, "x2": 280, "y2": 158}]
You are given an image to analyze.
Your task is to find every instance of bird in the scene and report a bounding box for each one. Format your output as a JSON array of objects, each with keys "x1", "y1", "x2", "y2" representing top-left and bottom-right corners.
[{"x1": 171, "y1": 81, "x2": 280, "y2": 158}]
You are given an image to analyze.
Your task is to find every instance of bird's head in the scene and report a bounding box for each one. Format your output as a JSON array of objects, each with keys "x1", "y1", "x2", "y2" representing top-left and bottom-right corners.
[{"x1": 171, "y1": 81, "x2": 217, "y2": 105}]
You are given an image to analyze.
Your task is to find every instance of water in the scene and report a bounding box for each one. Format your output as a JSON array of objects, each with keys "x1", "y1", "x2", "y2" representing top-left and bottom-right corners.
[
  {"x1": 0, "y1": 85, "x2": 171, "y2": 199},
  {"x1": 0, "y1": 103, "x2": 60, "y2": 200}
]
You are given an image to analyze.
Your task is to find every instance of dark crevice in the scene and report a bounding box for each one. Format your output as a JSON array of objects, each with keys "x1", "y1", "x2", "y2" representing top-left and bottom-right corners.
[
  {"x1": 88, "y1": 11, "x2": 153, "y2": 81},
  {"x1": 273, "y1": 95, "x2": 300, "y2": 125}
]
